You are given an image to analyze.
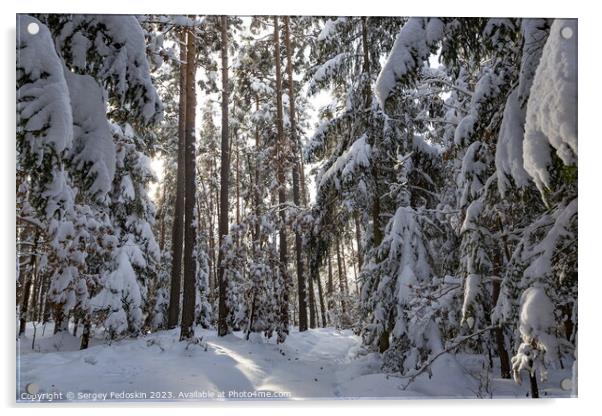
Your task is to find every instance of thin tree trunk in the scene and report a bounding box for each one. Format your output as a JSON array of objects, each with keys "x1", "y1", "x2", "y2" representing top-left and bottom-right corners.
[
  {"x1": 274, "y1": 16, "x2": 289, "y2": 342},
  {"x1": 340, "y1": 238, "x2": 349, "y2": 295},
  {"x1": 492, "y1": 218, "x2": 513, "y2": 379},
  {"x1": 308, "y1": 264, "x2": 316, "y2": 329},
  {"x1": 167, "y1": 29, "x2": 187, "y2": 329},
  {"x1": 361, "y1": 17, "x2": 382, "y2": 246},
  {"x1": 336, "y1": 237, "x2": 346, "y2": 315},
  {"x1": 158, "y1": 184, "x2": 167, "y2": 251},
  {"x1": 315, "y1": 264, "x2": 327, "y2": 328},
  {"x1": 19, "y1": 232, "x2": 39, "y2": 335},
  {"x1": 180, "y1": 26, "x2": 197, "y2": 340},
  {"x1": 354, "y1": 214, "x2": 364, "y2": 269},
  {"x1": 80, "y1": 315, "x2": 91, "y2": 350},
  {"x1": 284, "y1": 16, "x2": 307, "y2": 332},
  {"x1": 254, "y1": 95, "x2": 261, "y2": 248},
  {"x1": 217, "y1": 15, "x2": 231, "y2": 337},
  {"x1": 327, "y1": 247, "x2": 334, "y2": 316},
  {"x1": 350, "y1": 240, "x2": 359, "y2": 294},
  {"x1": 529, "y1": 358, "x2": 540, "y2": 398},
  {"x1": 491, "y1": 279, "x2": 511, "y2": 378},
  {"x1": 235, "y1": 137, "x2": 240, "y2": 237}
]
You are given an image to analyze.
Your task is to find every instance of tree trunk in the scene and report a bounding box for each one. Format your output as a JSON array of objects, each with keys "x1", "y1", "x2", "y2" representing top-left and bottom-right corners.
[
  {"x1": 19, "y1": 232, "x2": 39, "y2": 335},
  {"x1": 254, "y1": 95, "x2": 261, "y2": 248},
  {"x1": 274, "y1": 16, "x2": 289, "y2": 342},
  {"x1": 361, "y1": 17, "x2": 382, "y2": 246},
  {"x1": 354, "y1": 214, "x2": 364, "y2": 269},
  {"x1": 284, "y1": 16, "x2": 307, "y2": 332},
  {"x1": 336, "y1": 237, "x2": 346, "y2": 315},
  {"x1": 493, "y1": 217, "x2": 513, "y2": 379},
  {"x1": 491, "y1": 279, "x2": 511, "y2": 378},
  {"x1": 80, "y1": 316, "x2": 91, "y2": 350},
  {"x1": 327, "y1": 247, "x2": 334, "y2": 316},
  {"x1": 158, "y1": 184, "x2": 167, "y2": 251},
  {"x1": 350, "y1": 240, "x2": 359, "y2": 294},
  {"x1": 316, "y1": 264, "x2": 327, "y2": 327},
  {"x1": 308, "y1": 263, "x2": 316, "y2": 329},
  {"x1": 529, "y1": 360, "x2": 540, "y2": 398},
  {"x1": 217, "y1": 15, "x2": 231, "y2": 337},
  {"x1": 53, "y1": 307, "x2": 68, "y2": 334},
  {"x1": 180, "y1": 27, "x2": 197, "y2": 341},
  {"x1": 340, "y1": 238, "x2": 349, "y2": 295},
  {"x1": 167, "y1": 29, "x2": 187, "y2": 329},
  {"x1": 235, "y1": 138, "x2": 240, "y2": 240}
]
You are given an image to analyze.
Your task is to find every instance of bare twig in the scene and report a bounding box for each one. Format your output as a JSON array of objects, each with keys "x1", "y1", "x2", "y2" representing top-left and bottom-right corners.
[{"x1": 391, "y1": 325, "x2": 500, "y2": 390}]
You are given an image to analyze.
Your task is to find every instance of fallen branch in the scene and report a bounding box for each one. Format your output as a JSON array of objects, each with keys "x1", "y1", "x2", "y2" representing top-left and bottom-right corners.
[{"x1": 390, "y1": 324, "x2": 500, "y2": 390}]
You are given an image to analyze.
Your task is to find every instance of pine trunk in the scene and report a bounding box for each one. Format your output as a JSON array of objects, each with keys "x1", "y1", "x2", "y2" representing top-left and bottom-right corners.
[
  {"x1": 254, "y1": 95, "x2": 261, "y2": 247},
  {"x1": 274, "y1": 16, "x2": 289, "y2": 342},
  {"x1": 180, "y1": 27, "x2": 197, "y2": 340},
  {"x1": 217, "y1": 15, "x2": 231, "y2": 337},
  {"x1": 361, "y1": 17, "x2": 382, "y2": 246},
  {"x1": 308, "y1": 264, "x2": 316, "y2": 329},
  {"x1": 336, "y1": 237, "x2": 346, "y2": 315},
  {"x1": 327, "y1": 247, "x2": 334, "y2": 316},
  {"x1": 167, "y1": 29, "x2": 187, "y2": 329},
  {"x1": 315, "y1": 265, "x2": 327, "y2": 327},
  {"x1": 284, "y1": 17, "x2": 307, "y2": 332}
]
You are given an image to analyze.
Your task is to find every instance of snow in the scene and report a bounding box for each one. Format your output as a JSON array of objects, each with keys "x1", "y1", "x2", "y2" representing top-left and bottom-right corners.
[
  {"x1": 308, "y1": 52, "x2": 348, "y2": 92},
  {"x1": 319, "y1": 134, "x2": 371, "y2": 189},
  {"x1": 375, "y1": 18, "x2": 444, "y2": 108},
  {"x1": 17, "y1": 323, "x2": 572, "y2": 401},
  {"x1": 523, "y1": 19, "x2": 577, "y2": 193},
  {"x1": 91, "y1": 249, "x2": 143, "y2": 334},
  {"x1": 455, "y1": 69, "x2": 503, "y2": 146},
  {"x1": 55, "y1": 14, "x2": 163, "y2": 124},
  {"x1": 317, "y1": 18, "x2": 347, "y2": 42},
  {"x1": 523, "y1": 198, "x2": 577, "y2": 281},
  {"x1": 495, "y1": 88, "x2": 530, "y2": 195},
  {"x1": 512, "y1": 287, "x2": 558, "y2": 384},
  {"x1": 65, "y1": 71, "x2": 116, "y2": 200},
  {"x1": 17, "y1": 15, "x2": 73, "y2": 159}
]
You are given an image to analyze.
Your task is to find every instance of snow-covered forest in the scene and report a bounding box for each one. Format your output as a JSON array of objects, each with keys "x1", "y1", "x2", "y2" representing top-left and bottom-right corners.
[{"x1": 16, "y1": 14, "x2": 577, "y2": 400}]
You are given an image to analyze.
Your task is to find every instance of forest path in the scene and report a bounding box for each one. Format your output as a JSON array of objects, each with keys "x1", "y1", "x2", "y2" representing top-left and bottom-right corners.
[
  {"x1": 18, "y1": 324, "x2": 367, "y2": 401},
  {"x1": 17, "y1": 322, "x2": 571, "y2": 400}
]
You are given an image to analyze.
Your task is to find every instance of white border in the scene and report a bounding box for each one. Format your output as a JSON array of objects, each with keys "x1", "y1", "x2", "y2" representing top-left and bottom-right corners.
[{"x1": 2, "y1": 1, "x2": 599, "y2": 415}]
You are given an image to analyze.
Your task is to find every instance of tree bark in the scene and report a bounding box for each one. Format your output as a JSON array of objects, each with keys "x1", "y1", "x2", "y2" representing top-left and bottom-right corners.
[
  {"x1": 307, "y1": 263, "x2": 316, "y2": 329},
  {"x1": 491, "y1": 279, "x2": 511, "y2": 378},
  {"x1": 254, "y1": 95, "x2": 261, "y2": 248},
  {"x1": 327, "y1": 247, "x2": 334, "y2": 316},
  {"x1": 158, "y1": 184, "x2": 167, "y2": 251},
  {"x1": 79, "y1": 315, "x2": 91, "y2": 350},
  {"x1": 336, "y1": 236, "x2": 347, "y2": 315},
  {"x1": 354, "y1": 214, "x2": 364, "y2": 269},
  {"x1": 19, "y1": 231, "x2": 39, "y2": 335},
  {"x1": 361, "y1": 17, "x2": 382, "y2": 246},
  {"x1": 167, "y1": 29, "x2": 187, "y2": 329},
  {"x1": 217, "y1": 15, "x2": 231, "y2": 337},
  {"x1": 180, "y1": 27, "x2": 198, "y2": 340},
  {"x1": 274, "y1": 16, "x2": 289, "y2": 342},
  {"x1": 284, "y1": 16, "x2": 307, "y2": 332},
  {"x1": 315, "y1": 264, "x2": 327, "y2": 327}
]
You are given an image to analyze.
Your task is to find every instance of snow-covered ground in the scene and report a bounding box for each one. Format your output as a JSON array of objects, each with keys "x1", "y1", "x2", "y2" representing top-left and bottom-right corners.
[{"x1": 17, "y1": 323, "x2": 573, "y2": 402}]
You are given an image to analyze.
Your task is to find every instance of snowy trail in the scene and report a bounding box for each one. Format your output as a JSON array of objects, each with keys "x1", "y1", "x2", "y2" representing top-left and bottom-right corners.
[
  {"x1": 18, "y1": 325, "x2": 364, "y2": 401},
  {"x1": 17, "y1": 323, "x2": 572, "y2": 401}
]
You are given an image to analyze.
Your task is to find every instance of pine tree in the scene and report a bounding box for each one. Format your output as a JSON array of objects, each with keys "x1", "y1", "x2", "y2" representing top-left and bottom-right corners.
[
  {"x1": 180, "y1": 26, "x2": 198, "y2": 340},
  {"x1": 217, "y1": 15, "x2": 232, "y2": 337}
]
